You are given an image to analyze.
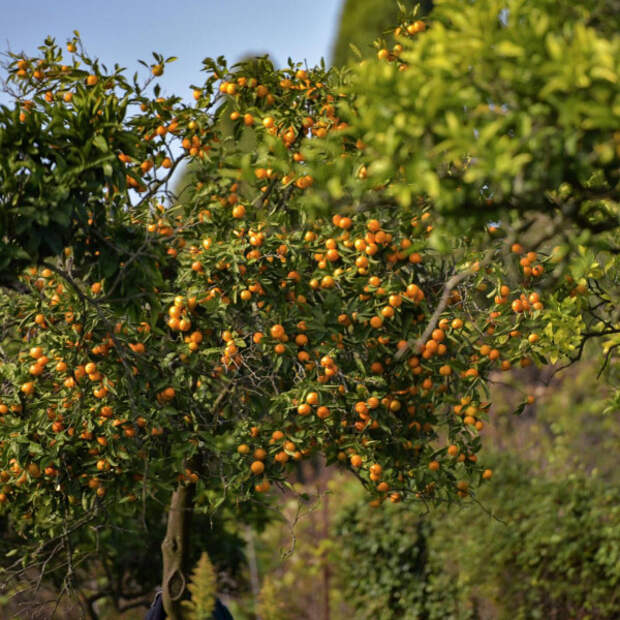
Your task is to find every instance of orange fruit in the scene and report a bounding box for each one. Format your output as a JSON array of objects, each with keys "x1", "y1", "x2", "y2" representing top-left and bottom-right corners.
[
  {"x1": 21, "y1": 382, "x2": 35, "y2": 395},
  {"x1": 250, "y1": 461, "x2": 265, "y2": 475},
  {"x1": 306, "y1": 392, "x2": 319, "y2": 405},
  {"x1": 316, "y1": 406, "x2": 330, "y2": 419},
  {"x1": 369, "y1": 463, "x2": 383, "y2": 477},
  {"x1": 447, "y1": 445, "x2": 459, "y2": 457},
  {"x1": 232, "y1": 204, "x2": 246, "y2": 219},
  {"x1": 407, "y1": 20, "x2": 426, "y2": 34},
  {"x1": 370, "y1": 316, "x2": 383, "y2": 328},
  {"x1": 270, "y1": 324, "x2": 285, "y2": 340},
  {"x1": 297, "y1": 403, "x2": 311, "y2": 416},
  {"x1": 255, "y1": 479, "x2": 270, "y2": 492},
  {"x1": 350, "y1": 454, "x2": 363, "y2": 468}
]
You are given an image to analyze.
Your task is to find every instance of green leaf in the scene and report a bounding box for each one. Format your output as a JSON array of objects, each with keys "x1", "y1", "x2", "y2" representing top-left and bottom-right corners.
[
  {"x1": 92, "y1": 135, "x2": 108, "y2": 152},
  {"x1": 495, "y1": 41, "x2": 524, "y2": 57}
]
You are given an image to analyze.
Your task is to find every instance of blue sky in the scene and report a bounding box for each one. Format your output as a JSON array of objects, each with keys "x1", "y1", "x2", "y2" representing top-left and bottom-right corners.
[{"x1": 1, "y1": 0, "x2": 343, "y2": 101}]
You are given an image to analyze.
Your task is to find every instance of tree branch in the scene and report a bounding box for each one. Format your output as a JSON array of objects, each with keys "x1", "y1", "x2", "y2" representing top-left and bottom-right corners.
[{"x1": 395, "y1": 251, "x2": 492, "y2": 360}]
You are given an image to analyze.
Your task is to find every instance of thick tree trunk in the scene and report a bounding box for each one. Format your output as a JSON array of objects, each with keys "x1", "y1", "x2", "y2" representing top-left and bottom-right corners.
[{"x1": 161, "y1": 483, "x2": 195, "y2": 620}]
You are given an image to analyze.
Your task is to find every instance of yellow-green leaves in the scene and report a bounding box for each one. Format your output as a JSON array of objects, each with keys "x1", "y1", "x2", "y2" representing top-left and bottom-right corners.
[{"x1": 182, "y1": 552, "x2": 217, "y2": 620}]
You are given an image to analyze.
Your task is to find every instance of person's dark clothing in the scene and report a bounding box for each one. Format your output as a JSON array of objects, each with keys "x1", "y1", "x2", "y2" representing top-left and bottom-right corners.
[
  {"x1": 145, "y1": 590, "x2": 233, "y2": 619},
  {"x1": 213, "y1": 599, "x2": 234, "y2": 620},
  {"x1": 145, "y1": 592, "x2": 165, "y2": 620}
]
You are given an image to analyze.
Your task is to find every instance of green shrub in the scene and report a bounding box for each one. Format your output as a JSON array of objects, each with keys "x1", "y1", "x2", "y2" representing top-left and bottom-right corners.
[
  {"x1": 333, "y1": 454, "x2": 620, "y2": 619},
  {"x1": 445, "y1": 455, "x2": 620, "y2": 620},
  {"x1": 334, "y1": 500, "x2": 466, "y2": 619}
]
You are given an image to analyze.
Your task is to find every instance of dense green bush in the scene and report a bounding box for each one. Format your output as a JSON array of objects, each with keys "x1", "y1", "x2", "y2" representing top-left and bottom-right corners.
[
  {"x1": 333, "y1": 453, "x2": 620, "y2": 619},
  {"x1": 334, "y1": 500, "x2": 465, "y2": 619},
  {"x1": 446, "y1": 455, "x2": 620, "y2": 620}
]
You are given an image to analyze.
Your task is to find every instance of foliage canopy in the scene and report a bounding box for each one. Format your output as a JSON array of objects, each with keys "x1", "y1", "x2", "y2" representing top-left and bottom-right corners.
[{"x1": 0, "y1": 0, "x2": 617, "y2": 614}]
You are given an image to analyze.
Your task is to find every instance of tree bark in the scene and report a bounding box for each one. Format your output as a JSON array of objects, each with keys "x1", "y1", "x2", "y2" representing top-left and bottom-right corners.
[
  {"x1": 161, "y1": 483, "x2": 195, "y2": 620},
  {"x1": 320, "y1": 475, "x2": 331, "y2": 620}
]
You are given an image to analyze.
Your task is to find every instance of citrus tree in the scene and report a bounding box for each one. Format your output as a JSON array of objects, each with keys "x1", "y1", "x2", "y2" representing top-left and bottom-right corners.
[{"x1": 0, "y1": 0, "x2": 617, "y2": 617}]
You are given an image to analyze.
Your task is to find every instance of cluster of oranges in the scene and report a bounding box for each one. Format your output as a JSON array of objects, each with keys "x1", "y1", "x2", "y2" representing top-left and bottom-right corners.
[
  {"x1": 377, "y1": 20, "x2": 427, "y2": 64},
  {"x1": 0, "y1": 37, "x2": 561, "y2": 521},
  {"x1": 156, "y1": 196, "x2": 551, "y2": 504}
]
